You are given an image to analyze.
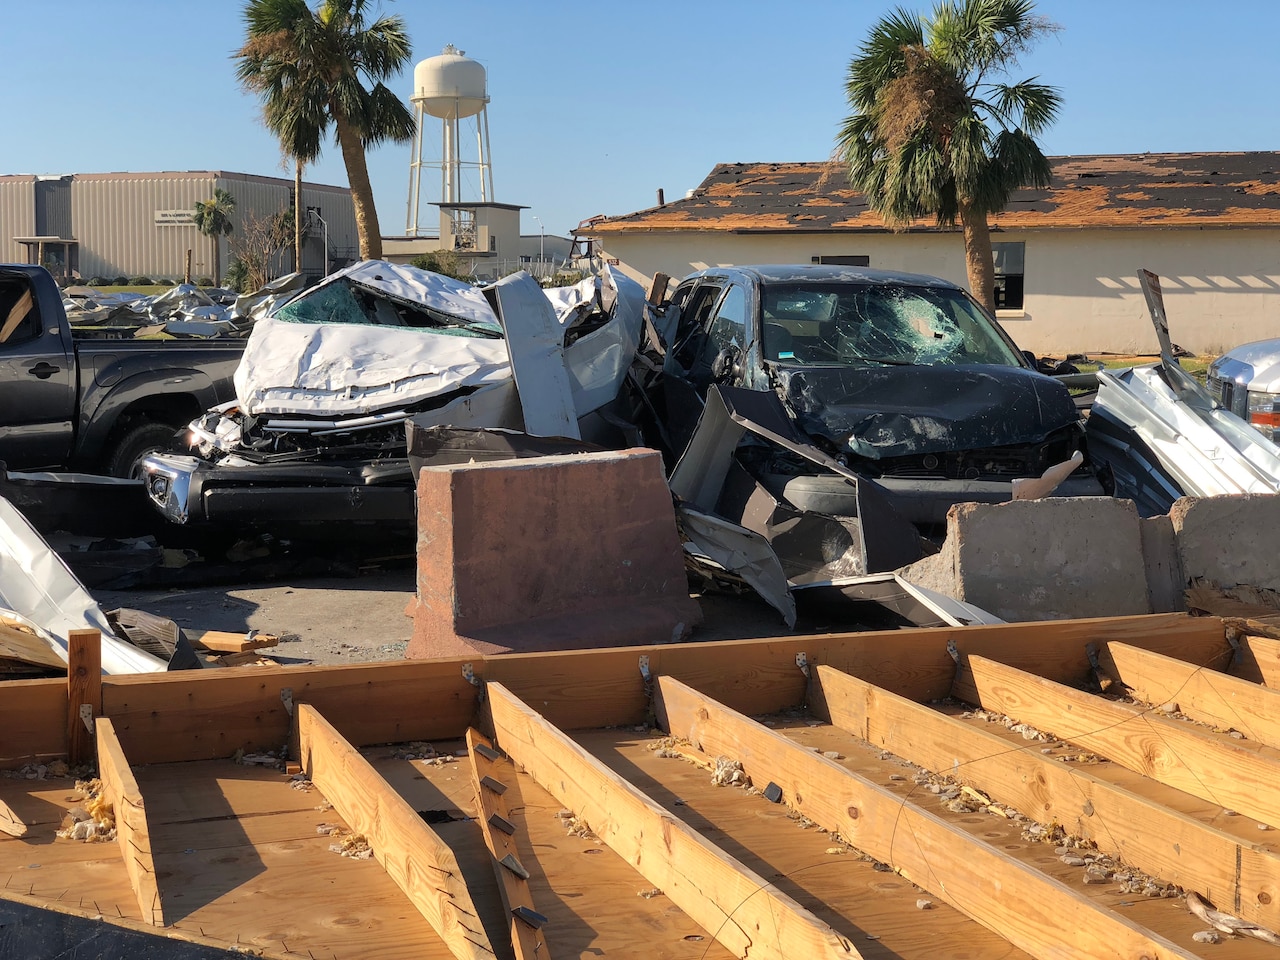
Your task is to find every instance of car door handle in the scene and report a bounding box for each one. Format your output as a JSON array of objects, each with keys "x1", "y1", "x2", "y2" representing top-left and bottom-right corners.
[{"x1": 28, "y1": 362, "x2": 60, "y2": 379}]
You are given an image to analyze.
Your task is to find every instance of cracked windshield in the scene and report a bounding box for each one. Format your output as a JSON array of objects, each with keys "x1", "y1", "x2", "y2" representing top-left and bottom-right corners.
[{"x1": 760, "y1": 283, "x2": 1021, "y2": 367}]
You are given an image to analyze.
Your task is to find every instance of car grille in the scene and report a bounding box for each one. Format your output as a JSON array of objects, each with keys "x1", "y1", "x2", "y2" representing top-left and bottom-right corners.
[
  {"x1": 867, "y1": 429, "x2": 1081, "y2": 481},
  {"x1": 1207, "y1": 375, "x2": 1247, "y2": 417}
]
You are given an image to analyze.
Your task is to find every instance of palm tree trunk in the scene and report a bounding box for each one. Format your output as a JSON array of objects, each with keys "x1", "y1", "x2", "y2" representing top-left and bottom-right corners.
[
  {"x1": 959, "y1": 202, "x2": 996, "y2": 313},
  {"x1": 212, "y1": 234, "x2": 221, "y2": 287},
  {"x1": 294, "y1": 158, "x2": 304, "y2": 275},
  {"x1": 333, "y1": 110, "x2": 383, "y2": 261}
]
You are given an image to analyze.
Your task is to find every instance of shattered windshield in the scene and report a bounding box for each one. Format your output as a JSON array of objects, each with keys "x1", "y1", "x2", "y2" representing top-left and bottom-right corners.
[
  {"x1": 275, "y1": 279, "x2": 502, "y2": 338},
  {"x1": 759, "y1": 282, "x2": 1022, "y2": 368}
]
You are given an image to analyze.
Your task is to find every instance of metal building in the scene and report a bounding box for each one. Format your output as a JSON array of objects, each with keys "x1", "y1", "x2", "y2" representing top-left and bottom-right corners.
[{"x1": 0, "y1": 170, "x2": 358, "y2": 284}]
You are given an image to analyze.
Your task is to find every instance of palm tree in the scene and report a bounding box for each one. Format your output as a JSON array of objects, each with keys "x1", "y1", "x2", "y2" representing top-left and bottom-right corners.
[
  {"x1": 192, "y1": 188, "x2": 236, "y2": 284},
  {"x1": 837, "y1": 0, "x2": 1061, "y2": 312},
  {"x1": 235, "y1": 0, "x2": 415, "y2": 262}
]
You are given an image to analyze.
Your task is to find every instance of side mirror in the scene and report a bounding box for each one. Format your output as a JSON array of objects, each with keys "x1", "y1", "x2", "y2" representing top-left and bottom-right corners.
[{"x1": 711, "y1": 345, "x2": 741, "y2": 383}]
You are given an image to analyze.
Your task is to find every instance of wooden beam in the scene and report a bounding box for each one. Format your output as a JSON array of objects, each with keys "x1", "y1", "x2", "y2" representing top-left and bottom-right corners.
[
  {"x1": 485, "y1": 682, "x2": 858, "y2": 960},
  {"x1": 814, "y1": 663, "x2": 1280, "y2": 925},
  {"x1": 95, "y1": 716, "x2": 161, "y2": 926},
  {"x1": 101, "y1": 613, "x2": 1224, "y2": 764},
  {"x1": 465, "y1": 729, "x2": 550, "y2": 960},
  {"x1": 1234, "y1": 634, "x2": 1280, "y2": 688},
  {"x1": 1101, "y1": 640, "x2": 1280, "y2": 749},
  {"x1": 655, "y1": 675, "x2": 1197, "y2": 960},
  {"x1": 0, "y1": 678, "x2": 65, "y2": 767},
  {"x1": 190, "y1": 630, "x2": 279, "y2": 654},
  {"x1": 67, "y1": 629, "x2": 101, "y2": 767},
  {"x1": 956, "y1": 654, "x2": 1280, "y2": 827},
  {"x1": 296, "y1": 703, "x2": 495, "y2": 960}
]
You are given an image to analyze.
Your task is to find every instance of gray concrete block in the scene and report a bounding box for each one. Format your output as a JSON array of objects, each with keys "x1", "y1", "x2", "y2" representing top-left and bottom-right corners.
[
  {"x1": 1140, "y1": 514, "x2": 1184, "y2": 613},
  {"x1": 1170, "y1": 495, "x2": 1280, "y2": 593},
  {"x1": 898, "y1": 498, "x2": 1151, "y2": 622}
]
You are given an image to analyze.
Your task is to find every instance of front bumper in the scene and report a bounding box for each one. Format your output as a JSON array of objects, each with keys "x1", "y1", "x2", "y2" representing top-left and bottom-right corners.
[{"x1": 141, "y1": 453, "x2": 416, "y2": 532}]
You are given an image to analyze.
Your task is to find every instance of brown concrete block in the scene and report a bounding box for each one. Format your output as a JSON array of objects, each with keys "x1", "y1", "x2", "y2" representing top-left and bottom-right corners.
[{"x1": 408, "y1": 448, "x2": 702, "y2": 659}]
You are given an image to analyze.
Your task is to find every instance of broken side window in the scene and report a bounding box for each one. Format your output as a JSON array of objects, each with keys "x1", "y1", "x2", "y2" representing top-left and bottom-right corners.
[
  {"x1": 699, "y1": 283, "x2": 747, "y2": 369},
  {"x1": 0, "y1": 278, "x2": 39, "y2": 346}
]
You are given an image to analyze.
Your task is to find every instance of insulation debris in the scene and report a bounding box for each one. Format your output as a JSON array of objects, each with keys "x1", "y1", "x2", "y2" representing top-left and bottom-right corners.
[{"x1": 56, "y1": 779, "x2": 114, "y2": 843}]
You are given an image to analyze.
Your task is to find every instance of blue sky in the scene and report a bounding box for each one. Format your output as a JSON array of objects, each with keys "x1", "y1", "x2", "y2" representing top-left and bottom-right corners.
[{"x1": 3, "y1": 1, "x2": 1276, "y2": 240}]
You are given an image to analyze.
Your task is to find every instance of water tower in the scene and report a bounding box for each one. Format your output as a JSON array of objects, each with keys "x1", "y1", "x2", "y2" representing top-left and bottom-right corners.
[{"x1": 405, "y1": 45, "x2": 495, "y2": 236}]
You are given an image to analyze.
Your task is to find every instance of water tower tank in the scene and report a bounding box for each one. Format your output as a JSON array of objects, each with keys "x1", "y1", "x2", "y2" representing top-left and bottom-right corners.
[{"x1": 412, "y1": 45, "x2": 487, "y2": 120}]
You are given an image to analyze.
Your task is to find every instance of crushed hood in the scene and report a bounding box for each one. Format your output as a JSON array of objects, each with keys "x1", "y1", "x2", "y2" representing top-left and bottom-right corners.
[{"x1": 776, "y1": 363, "x2": 1078, "y2": 460}]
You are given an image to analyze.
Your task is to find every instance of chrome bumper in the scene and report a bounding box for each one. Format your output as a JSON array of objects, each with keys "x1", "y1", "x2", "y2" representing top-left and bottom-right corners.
[{"x1": 140, "y1": 453, "x2": 202, "y2": 524}]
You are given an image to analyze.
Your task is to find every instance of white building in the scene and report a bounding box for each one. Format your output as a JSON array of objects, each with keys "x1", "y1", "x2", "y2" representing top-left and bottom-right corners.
[
  {"x1": 576, "y1": 153, "x2": 1280, "y2": 356},
  {"x1": 0, "y1": 170, "x2": 358, "y2": 284}
]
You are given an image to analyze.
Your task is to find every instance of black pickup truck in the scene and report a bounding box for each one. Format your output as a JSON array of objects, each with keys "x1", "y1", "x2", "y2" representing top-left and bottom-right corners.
[{"x1": 0, "y1": 264, "x2": 245, "y2": 475}]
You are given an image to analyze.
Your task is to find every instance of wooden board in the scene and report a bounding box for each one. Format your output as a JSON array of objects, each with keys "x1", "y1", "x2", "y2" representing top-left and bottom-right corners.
[
  {"x1": 655, "y1": 675, "x2": 1196, "y2": 960},
  {"x1": 94, "y1": 716, "x2": 161, "y2": 926},
  {"x1": 0, "y1": 622, "x2": 65, "y2": 670},
  {"x1": 101, "y1": 613, "x2": 1225, "y2": 765},
  {"x1": 0, "y1": 678, "x2": 65, "y2": 767},
  {"x1": 296, "y1": 703, "x2": 496, "y2": 960},
  {"x1": 191, "y1": 630, "x2": 280, "y2": 654},
  {"x1": 814, "y1": 662, "x2": 1280, "y2": 926},
  {"x1": 1235, "y1": 635, "x2": 1280, "y2": 688},
  {"x1": 67, "y1": 629, "x2": 101, "y2": 767},
  {"x1": 466, "y1": 730, "x2": 549, "y2": 960},
  {"x1": 486, "y1": 682, "x2": 860, "y2": 960},
  {"x1": 1101, "y1": 641, "x2": 1280, "y2": 748},
  {"x1": 956, "y1": 654, "x2": 1280, "y2": 829}
]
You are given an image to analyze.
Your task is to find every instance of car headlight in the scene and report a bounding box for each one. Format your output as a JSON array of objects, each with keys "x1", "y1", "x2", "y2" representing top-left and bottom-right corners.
[{"x1": 1247, "y1": 390, "x2": 1280, "y2": 442}]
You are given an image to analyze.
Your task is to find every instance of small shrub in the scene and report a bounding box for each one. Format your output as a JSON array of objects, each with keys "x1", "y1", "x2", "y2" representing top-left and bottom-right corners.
[
  {"x1": 196, "y1": 277, "x2": 214, "y2": 287},
  {"x1": 223, "y1": 258, "x2": 250, "y2": 294},
  {"x1": 87, "y1": 276, "x2": 111, "y2": 286},
  {"x1": 128, "y1": 276, "x2": 153, "y2": 286},
  {"x1": 111, "y1": 276, "x2": 128, "y2": 286}
]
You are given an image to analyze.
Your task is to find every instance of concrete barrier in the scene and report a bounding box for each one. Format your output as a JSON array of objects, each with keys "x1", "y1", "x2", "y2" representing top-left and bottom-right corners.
[
  {"x1": 898, "y1": 498, "x2": 1152, "y2": 622},
  {"x1": 407, "y1": 448, "x2": 701, "y2": 659},
  {"x1": 1170, "y1": 494, "x2": 1280, "y2": 595}
]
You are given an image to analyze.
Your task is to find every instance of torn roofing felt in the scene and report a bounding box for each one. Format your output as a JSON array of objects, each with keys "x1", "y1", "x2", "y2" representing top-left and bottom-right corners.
[{"x1": 669, "y1": 385, "x2": 923, "y2": 609}]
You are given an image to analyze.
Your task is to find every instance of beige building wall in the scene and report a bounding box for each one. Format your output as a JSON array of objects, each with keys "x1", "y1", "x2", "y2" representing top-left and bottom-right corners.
[{"x1": 594, "y1": 227, "x2": 1280, "y2": 356}]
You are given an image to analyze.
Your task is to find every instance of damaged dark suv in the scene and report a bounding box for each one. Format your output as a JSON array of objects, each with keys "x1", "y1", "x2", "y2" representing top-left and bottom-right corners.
[{"x1": 655, "y1": 264, "x2": 1100, "y2": 525}]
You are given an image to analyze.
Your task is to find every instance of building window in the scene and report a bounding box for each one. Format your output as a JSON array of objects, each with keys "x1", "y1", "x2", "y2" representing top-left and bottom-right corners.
[
  {"x1": 992, "y1": 242, "x2": 1025, "y2": 310},
  {"x1": 811, "y1": 255, "x2": 869, "y2": 267}
]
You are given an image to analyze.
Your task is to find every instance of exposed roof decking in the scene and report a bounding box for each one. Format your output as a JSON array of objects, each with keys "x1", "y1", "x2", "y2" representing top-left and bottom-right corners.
[{"x1": 583, "y1": 153, "x2": 1280, "y2": 234}]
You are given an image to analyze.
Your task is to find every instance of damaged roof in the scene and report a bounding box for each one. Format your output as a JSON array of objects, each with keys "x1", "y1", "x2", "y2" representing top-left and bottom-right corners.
[{"x1": 581, "y1": 152, "x2": 1280, "y2": 234}]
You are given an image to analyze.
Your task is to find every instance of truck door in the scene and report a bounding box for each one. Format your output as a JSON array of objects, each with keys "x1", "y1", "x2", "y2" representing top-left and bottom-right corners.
[{"x1": 0, "y1": 272, "x2": 75, "y2": 469}]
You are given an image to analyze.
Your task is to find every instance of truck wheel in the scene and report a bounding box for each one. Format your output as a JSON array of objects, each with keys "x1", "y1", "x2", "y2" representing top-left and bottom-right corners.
[{"x1": 106, "y1": 422, "x2": 180, "y2": 478}]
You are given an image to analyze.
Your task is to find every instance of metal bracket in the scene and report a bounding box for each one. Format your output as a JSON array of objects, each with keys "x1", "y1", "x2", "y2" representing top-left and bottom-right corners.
[
  {"x1": 1085, "y1": 643, "x2": 1102, "y2": 672},
  {"x1": 279, "y1": 688, "x2": 293, "y2": 717},
  {"x1": 79, "y1": 704, "x2": 94, "y2": 735},
  {"x1": 1227, "y1": 631, "x2": 1243, "y2": 666},
  {"x1": 795, "y1": 652, "x2": 810, "y2": 679},
  {"x1": 462, "y1": 663, "x2": 481, "y2": 687},
  {"x1": 946, "y1": 639, "x2": 960, "y2": 664},
  {"x1": 639, "y1": 655, "x2": 655, "y2": 727}
]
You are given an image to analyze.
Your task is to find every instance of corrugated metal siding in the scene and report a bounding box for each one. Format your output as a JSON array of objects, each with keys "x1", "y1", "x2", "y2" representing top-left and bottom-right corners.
[
  {"x1": 216, "y1": 174, "x2": 292, "y2": 281},
  {"x1": 300, "y1": 185, "x2": 359, "y2": 270},
  {"x1": 34, "y1": 178, "x2": 73, "y2": 239},
  {"x1": 0, "y1": 177, "x2": 37, "y2": 264},
  {"x1": 73, "y1": 174, "x2": 215, "y2": 280}
]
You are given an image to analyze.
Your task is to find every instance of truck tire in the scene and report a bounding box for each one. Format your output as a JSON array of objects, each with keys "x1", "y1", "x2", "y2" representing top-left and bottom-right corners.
[{"x1": 106, "y1": 422, "x2": 180, "y2": 478}]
